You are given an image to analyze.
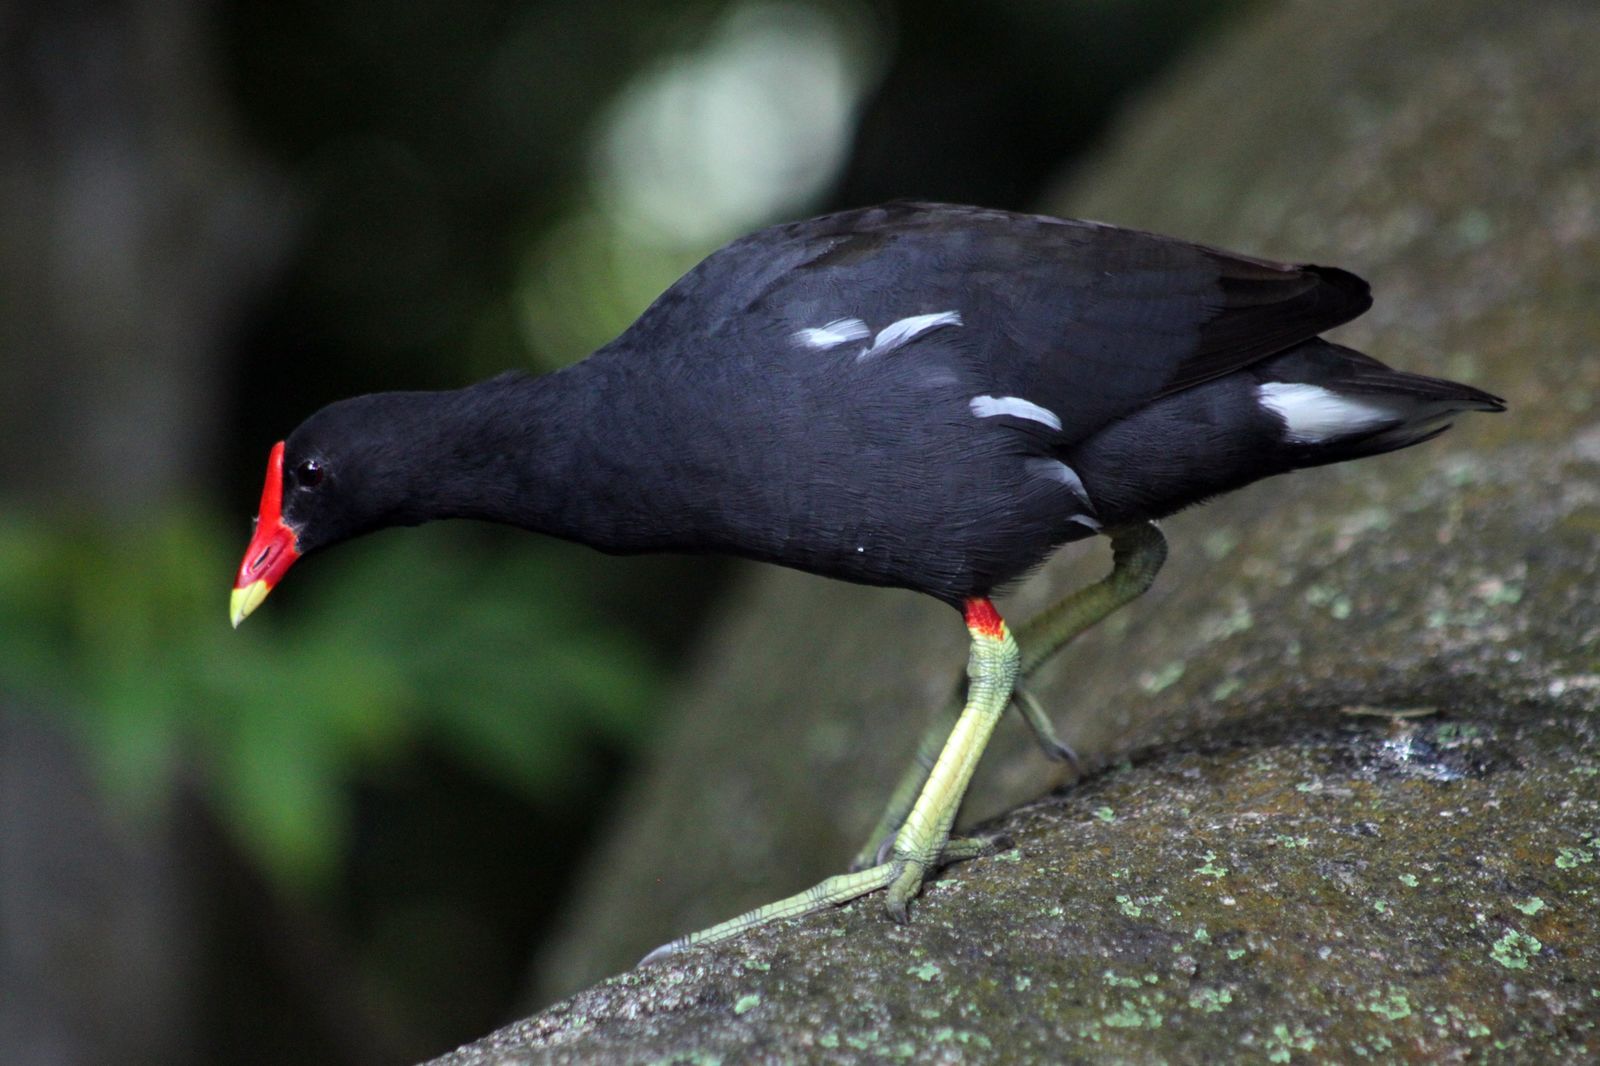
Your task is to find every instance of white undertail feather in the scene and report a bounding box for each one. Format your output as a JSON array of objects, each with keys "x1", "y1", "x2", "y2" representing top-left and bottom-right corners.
[{"x1": 1257, "y1": 383, "x2": 1399, "y2": 444}]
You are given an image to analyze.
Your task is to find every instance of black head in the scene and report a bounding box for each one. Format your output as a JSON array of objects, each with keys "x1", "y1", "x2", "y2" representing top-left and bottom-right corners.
[
  {"x1": 230, "y1": 390, "x2": 458, "y2": 626},
  {"x1": 277, "y1": 391, "x2": 447, "y2": 555}
]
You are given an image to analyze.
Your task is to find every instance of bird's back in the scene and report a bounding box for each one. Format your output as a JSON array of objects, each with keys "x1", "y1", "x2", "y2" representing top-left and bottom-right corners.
[{"x1": 573, "y1": 203, "x2": 1497, "y2": 603}]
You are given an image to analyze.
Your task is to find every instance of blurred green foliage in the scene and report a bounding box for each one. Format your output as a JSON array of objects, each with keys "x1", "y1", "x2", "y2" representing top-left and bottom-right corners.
[{"x1": 0, "y1": 515, "x2": 658, "y2": 891}]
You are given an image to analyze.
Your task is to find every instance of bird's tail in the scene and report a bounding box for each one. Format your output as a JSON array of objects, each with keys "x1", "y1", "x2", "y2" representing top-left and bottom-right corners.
[{"x1": 1255, "y1": 339, "x2": 1505, "y2": 468}]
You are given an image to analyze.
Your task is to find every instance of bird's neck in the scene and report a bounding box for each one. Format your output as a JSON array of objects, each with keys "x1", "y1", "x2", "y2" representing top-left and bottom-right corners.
[{"x1": 409, "y1": 359, "x2": 680, "y2": 551}]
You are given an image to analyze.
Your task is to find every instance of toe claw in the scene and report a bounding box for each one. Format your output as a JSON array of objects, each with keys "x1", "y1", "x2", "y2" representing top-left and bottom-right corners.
[
  {"x1": 874, "y1": 835, "x2": 896, "y2": 867},
  {"x1": 1012, "y1": 686, "x2": 1083, "y2": 775},
  {"x1": 884, "y1": 858, "x2": 926, "y2": 922},
  {"x1": 639, "y1": 939, "x2": 685, "y2": 966}
]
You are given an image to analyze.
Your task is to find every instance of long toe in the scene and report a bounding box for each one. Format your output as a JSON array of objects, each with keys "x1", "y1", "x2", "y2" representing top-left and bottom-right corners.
[
  {"x1": 884, "y1": 858, "x2": 928, "y2": 922},
  {"x1": 939, "y1": 833, "x2": 1012, "y2": 863},
  {"x1": 639, "y1": 862, "x2": 902, "y2": 962},
  {"x1": 1051, "y1": 740, "x2": 1083, "y2": 777}
]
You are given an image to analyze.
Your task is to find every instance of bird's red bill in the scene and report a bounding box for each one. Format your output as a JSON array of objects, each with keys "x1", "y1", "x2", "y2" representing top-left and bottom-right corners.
[{"x1": 231, "y1": 440, "x2": 300, "y2": 627}]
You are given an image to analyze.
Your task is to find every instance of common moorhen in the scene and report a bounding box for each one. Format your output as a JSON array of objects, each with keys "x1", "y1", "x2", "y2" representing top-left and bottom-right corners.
[{"x1": 230, "y1": 202, "x2": 1504, "y2": 960}]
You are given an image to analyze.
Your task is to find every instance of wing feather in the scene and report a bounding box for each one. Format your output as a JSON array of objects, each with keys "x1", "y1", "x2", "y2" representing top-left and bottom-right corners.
[{"x1": 621, "y1": 202, "x2": 1373, "y2": 443}]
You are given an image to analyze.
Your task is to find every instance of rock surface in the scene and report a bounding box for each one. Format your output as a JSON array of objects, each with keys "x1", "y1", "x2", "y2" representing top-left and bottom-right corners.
[{"x1": 435, "y1": 0, "x2": 1600, "y2": 1061}]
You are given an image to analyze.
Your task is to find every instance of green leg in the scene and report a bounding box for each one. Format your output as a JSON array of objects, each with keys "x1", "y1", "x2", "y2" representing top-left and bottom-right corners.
[
  {"x1": 643, "y1": 601, "x2": 1020, "y2": 962},
  {"x1": 881, "y1": 604, "x2": 1019, "y2": 919},
  {"x1": 849, "y1": 522, "x2": 1168, "y2": 870},
  {"x1": 849, "y1": 693, "x2": 961, "y2": 870},
  {"x1": 1013, "y1": 522, "x2": 1167, "y2": 676}
]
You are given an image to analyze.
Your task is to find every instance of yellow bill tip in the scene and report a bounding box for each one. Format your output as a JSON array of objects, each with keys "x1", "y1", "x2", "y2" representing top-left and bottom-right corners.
[{"x1": 230, "y1": 581, "x2": 271, "y2": 629}]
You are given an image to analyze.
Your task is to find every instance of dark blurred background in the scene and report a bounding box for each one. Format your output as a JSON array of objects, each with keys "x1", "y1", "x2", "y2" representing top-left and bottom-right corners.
[{"x1": 0, "y1": 1, "x2": 1246, "y2": 1062}]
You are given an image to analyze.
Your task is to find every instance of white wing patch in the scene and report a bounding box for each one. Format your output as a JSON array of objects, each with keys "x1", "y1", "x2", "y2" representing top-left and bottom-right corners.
[
  {"x1": 1257, "y1": 383, "x2": 1397, "y2": 443},
  {"x1": 857, "y1": 311, "x2": 963, "y2": 360},
  {"x1": 969, "y1": 394, "x2": 1063, "y2": 432},
  {"x1": 791, "y1": 318, "x2": 870, "y2": 350},
  {"x1": 792, "y1": 311, "x2": 962, "y2": 357}
]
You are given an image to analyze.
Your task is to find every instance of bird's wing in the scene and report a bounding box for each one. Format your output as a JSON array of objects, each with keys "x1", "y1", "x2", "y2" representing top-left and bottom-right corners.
[{"x1": 632, "y1": 203, "x2": 1370, "y2": 444}]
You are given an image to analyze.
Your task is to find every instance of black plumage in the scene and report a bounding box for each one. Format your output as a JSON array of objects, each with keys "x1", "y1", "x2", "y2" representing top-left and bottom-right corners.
[{"x1": 268, "y1": 202, "x2": 1500, "y2": 606}]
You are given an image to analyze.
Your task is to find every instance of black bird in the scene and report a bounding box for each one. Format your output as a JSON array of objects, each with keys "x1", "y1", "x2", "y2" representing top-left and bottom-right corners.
[{"x1": 230, "y1": 202, "x2": 1503, "y2": 959}]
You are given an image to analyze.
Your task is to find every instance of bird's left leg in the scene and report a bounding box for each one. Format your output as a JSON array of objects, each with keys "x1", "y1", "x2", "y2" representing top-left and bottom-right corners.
[{"x1": 642, "y1": 598, "x2": 1019, "y2": 961}]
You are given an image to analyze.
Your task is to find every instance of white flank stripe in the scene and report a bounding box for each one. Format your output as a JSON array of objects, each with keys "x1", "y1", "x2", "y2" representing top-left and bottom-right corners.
[
  {"x1": 857, "y1": 311, "x2": 963, "y2": 360},
  {"x1": 1257, "y1": 383, "x2": 1397, "y2": 443},
  {"x1": 792, "y1": 317, "x2": 870, "y2": 349},
  {"x1": 969, "y1": 394, "x2": 1063, "y2": 432},
  {"x1": 1024, "y1": 459, "x2": 1093, "y2": 505}
]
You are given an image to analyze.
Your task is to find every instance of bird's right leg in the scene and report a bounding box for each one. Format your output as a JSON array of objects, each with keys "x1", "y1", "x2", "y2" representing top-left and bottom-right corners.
[
  {"x1": 849, "y1": 521, "x2": 1167, "y2": 871},
  {"x1": 641, "y1": 598, "x2": 1019, "y2": 962}
]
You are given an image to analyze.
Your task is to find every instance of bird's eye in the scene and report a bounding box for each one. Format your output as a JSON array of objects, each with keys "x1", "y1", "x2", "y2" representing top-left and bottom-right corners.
[{"x1": 295, "y1": 459, "x2": 325, "y2": 488}]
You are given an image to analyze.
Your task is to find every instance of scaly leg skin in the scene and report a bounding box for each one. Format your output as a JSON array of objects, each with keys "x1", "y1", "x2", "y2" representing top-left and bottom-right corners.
[
  {"x1": 849, "y1": 521, "x2": 1169, "y2": 871},
  {"x1": 641, "y1": 599, "x2": 1020, "y2": 964}
]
